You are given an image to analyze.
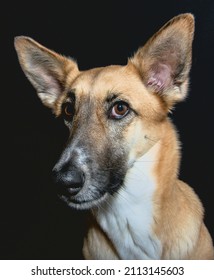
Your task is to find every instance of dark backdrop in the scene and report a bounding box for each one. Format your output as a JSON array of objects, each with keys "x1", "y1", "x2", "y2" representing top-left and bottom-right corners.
[{"x1": 1, "y1": 0, "x2": 214, "y2": 259}]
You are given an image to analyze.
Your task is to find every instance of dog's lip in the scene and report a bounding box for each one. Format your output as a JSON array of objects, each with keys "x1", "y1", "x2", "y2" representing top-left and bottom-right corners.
[
  {"x1": 66, "y1": 187, "x2": 81, "y2": 194},
  {"x1": 59, "y1": 192, "x2": 108, "y2": 210},
  {"x1": 57, "y1": 186, "x2": 81, "y2": 197}
]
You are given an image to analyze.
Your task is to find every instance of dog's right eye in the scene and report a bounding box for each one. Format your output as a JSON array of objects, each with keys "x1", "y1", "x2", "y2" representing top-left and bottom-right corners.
[{"x1": 62, "y1": 102, "x2": 74, "y2": 121}]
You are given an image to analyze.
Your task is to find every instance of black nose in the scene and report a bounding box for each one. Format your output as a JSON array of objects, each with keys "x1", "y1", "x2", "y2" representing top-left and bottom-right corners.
[{"x1": 52, "y1": 162, "x2": 84, "y2": 195}]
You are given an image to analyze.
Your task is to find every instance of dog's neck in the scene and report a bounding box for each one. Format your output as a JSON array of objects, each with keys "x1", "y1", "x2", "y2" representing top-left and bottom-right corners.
[{"x1": 94, "y1": 140, "x2": 167, "y2": 259}]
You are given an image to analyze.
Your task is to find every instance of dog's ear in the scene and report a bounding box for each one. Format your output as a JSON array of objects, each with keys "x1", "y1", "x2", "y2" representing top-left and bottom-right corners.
[
  {"x1": 130, "y1": 14, "x2": 194, "y2": 109},
  {"x1": 14, "y1": 36, "x2": 79, "y2": 109}
]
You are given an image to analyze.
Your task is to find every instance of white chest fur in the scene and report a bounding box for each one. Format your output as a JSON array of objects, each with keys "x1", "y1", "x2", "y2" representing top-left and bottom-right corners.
[{"x1": 95, "y1": 142, "x2": 162, "y2": 259}]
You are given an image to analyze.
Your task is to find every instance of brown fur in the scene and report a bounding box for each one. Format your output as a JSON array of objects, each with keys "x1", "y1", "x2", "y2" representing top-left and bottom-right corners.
[{"x1": 14, "y1": 13, "x2": 214, "y2": 259}]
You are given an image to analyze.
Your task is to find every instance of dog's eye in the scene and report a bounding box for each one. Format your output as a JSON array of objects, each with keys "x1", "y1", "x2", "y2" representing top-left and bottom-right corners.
[
  {"x1": 110, "y1": 101, "x2": 129, "y2": 119},
  {"x1": 62, "y1": 102, "x2": 74, "y2": 120},
  {"x1": 64, "y1": 103, "x2": 73, "y2": 116}
]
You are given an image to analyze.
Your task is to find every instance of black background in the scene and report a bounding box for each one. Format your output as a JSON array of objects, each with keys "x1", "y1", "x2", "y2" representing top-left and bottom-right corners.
[{"x1": 1, "y1": 0, "x2": 214, "y2": 259}]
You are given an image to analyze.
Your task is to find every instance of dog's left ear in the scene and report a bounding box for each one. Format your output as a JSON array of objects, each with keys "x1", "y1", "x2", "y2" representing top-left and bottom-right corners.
[{"x1": 130, "y1": 13, "x2": 194, "y2": 108}]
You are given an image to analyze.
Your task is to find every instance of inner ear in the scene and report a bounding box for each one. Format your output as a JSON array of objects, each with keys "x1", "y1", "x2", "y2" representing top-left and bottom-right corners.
[
  {"x1": 144, "y1": 36, "x2": 188, "y2": 92},
  {"x1": 147, "y1": 63, "x2": 172, "y2": 91}
]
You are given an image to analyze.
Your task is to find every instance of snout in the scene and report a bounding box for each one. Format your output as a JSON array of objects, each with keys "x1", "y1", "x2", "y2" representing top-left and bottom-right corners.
[
  {"x1": 51, "y1": 143, "x2": 126, "y2": 209},
  {"x1": 52, "y1": 160, "x2": 108, "y2": 209}
]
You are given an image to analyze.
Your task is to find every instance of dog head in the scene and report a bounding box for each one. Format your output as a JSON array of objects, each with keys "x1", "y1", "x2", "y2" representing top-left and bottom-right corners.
[{"x1": 15, "y1": 14, "x2": 194, "y2": 209}]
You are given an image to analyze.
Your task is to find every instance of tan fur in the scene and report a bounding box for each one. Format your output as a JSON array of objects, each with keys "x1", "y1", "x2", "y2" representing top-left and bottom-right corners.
[{"x1": 15, "y1": 13, "x2": 213, "y2": 259}]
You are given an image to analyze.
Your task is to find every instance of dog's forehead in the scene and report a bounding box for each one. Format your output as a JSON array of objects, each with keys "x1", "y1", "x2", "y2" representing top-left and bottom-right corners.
[
  {"x1": 71, "y1": 64, "x2": 143, "y2": 98},
  {"x1": 66, "y1": 63, "x2": 165, "y2": 119}
]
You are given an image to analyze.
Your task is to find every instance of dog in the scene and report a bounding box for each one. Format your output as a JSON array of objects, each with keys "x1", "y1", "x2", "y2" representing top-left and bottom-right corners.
[{"x1": 15, "y1": 13, "x2": 214, "y2": 259}]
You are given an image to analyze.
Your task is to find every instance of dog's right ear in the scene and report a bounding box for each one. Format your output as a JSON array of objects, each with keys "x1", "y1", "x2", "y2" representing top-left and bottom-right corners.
[{"x1": 14, "y1": 36, "x2": 79, "y2": 109}]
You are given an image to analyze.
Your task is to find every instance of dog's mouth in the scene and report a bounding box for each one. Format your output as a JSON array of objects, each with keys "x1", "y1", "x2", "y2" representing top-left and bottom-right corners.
[
  {"x1": 55, "y1": 166, "x2": 126, "y2": 210},
  {"x1": 57, "y1": 178, "x2": 124, "y2": 210},
  {"x1": 58, "y1": 191, "x2": 108, "y2": 210}
]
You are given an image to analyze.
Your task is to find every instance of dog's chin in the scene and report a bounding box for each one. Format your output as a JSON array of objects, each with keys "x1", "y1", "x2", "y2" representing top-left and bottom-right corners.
[{"x1": 58, "y1": 192, "x2": 109, "y2": 210}]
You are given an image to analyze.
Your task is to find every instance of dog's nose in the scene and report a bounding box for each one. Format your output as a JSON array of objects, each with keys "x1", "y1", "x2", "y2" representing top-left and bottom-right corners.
[{"x1": 52, "y1": 163, "x2": 85, "y2": 195}]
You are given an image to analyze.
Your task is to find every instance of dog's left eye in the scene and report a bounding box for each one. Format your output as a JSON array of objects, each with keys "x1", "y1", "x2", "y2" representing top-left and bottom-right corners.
[{"x1": 110, "y1": 101, "x2": 130, "y2": 119}]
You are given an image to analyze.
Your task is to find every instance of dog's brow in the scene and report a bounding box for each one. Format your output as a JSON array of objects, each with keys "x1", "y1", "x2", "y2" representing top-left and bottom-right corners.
[{"x1": 106, "y1": 93, "x2": 122, "y2": 103}]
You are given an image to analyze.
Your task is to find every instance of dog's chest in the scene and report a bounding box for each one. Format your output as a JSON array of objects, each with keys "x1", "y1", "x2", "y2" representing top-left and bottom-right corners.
[{"x1": 95, "y1": 143, "x2": 162, "y2": 259}]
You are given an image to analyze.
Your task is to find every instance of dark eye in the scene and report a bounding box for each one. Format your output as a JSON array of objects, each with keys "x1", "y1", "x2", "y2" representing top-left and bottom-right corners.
[
  {"x1": 64, "y1": 103, "x2": 73, "y2": 116},
  {"x1": 110, "y1": 101, "x2": 130, "y2": 119},
  {"x1": 62, "y1": 102, "x2": 74, "y2": 120}
]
